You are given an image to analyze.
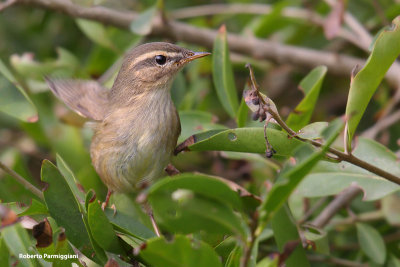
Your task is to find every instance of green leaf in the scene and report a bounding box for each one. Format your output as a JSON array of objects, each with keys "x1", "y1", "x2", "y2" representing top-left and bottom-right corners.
[
  {"x1": 87, "y1": 197, "x2": 126, "y2": 255},
  {"x1": 214, "y1": 237, "x2": 237, "y2": 263},
  {"x1": 76, "y1": 19, "x2": 117, "y2": 51},
  {"x1": 148, "y1": 173, "x2": 248, "y2": 238},
  {"x1": 271, "y1": 205, "x2": 310, "y2": 267},
  {"x1": 212, "y1": 25, "x2": 239, "y2": 118},
  {"x1": 382, "y1": 193, "x2": 400, "y2": 225},
  {"x1": 149, "y1": 173, "x2": 243, "y2": 210},
  {"x1": 388, "y1": 254, "x2": 400, "y2": 267},
  {"x1": 189, "y1": 128, "x2": 304, "y2": 157},
  {"x1": 179, "y1": 110, "x2": 227, "y2": 143},
  {"x1": 297, "y1": 122, "x2": 328, "y2": 140},
  {"x1": 104, "y1": 207, "x2": 155, "y2": 241},
  {"x1": 236, "y1": 97, "x2": 249, "y2": 128},
  {"x1": 357, "y1": 223, "x2": 386, "y2": 264},
  {"x1": 225, "y1": 246, "x2": 242, "y2": 267},
  {"x1": 56, "y1": 154, "x2": 86, "y2": 204},
  {"x1": 296, "y1": 138, "x2": 400, "y2": 201},
  {"x1": 104, "y1": 193, "x2": 155, "y2": 240},
  {"x1": 171, "y1": 72, "x2": 186, "y2": 107},
  {"x1": 252, "y1": 1, "x2": 290, "y2": 38},
  {"x1": 346, "y1": 17, "x2": 400, "y2": 147},
  {"x1": 0, "y1": 59, "x2": 37, "y2": 122},
  {"x1": 41, "y1": 160, "x2": 106, "y2": 264},
  {"x1": 2, "y1": 223, "x2": 37, "y2": 267},
  {"x1": 303, "y1": 225, "x2": 329, "y2": 255},
  {"x1": 260, "y1": 118, "x2": 344, "y2": 220},
  {"x1": 286, "y1": 66, "x2": 327, "y2": 131},
  {"x1": 249, "y1": 229, "x2": 274, "y2": 267},
  {"x1": 0, "y1": 237, "x2": 10, "y2": 267},
  {"x1": 140, "y1": 235, "x2": 223, "y2": 267},
  {"x1": 130, "y1": 5, "x2": 157, "y2": 35},
  {"x1": 19, "y1": 199, "x2": 48, "y2": 216},
  {"x1": 10, "y1": 47, "x2": 80, "y2": 80}
]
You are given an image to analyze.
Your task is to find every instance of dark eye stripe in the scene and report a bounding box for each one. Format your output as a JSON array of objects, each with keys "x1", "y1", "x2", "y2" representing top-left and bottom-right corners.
[{"x1": 130, "y1": 55, "x2": 183, "y2": 71}]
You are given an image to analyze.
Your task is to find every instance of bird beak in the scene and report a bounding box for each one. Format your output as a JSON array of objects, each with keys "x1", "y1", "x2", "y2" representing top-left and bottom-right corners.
[{"x1": 182, "y1": 51, "x2": 211, "y2": 64}]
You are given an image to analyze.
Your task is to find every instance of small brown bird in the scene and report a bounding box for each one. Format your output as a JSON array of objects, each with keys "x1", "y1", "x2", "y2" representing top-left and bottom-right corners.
[{"x1": 46, "y1": 42, "x2": 210, "y2": 203}]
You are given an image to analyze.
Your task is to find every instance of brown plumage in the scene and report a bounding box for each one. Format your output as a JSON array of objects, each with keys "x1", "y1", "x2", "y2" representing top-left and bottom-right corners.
[{"x1": 47, "y1": 42, "x2": 210, "y2": 192}]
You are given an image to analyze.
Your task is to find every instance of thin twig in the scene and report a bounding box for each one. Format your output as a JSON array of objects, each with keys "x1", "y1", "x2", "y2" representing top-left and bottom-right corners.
[
  {"x1": 311, "y1": 185, "x2": 362, "y2": 228},
  {"x1": 308, "y1": 255, "x2": 368, "y2": 267},
  {"x1": 171, "y1": 4, "x2": 324, "y2": 25},
  {"x1": 298, "y1": 197, "x2": 328, "y2": 224},
  {"x1": 362, "y1": 109, "x2": 400, "y2": 139},
  {"x1": 240, "y1": 212, "x2": 258, "y2": 267},
  {"x1": 6, "y1": 0, "x2": 397, "y2": 86},
  {"x1": 330, "y1": 210, "x2": 383, "y2": 227},
  {"x1": 149, "y1": 211, "x2": 161, "y2": 237},
  {"x1": 0, "y1": 160, "x2": 43, "y2": 200},
  {"x1": 0, "y1": 0, "x2": 17, "y2": 11}
]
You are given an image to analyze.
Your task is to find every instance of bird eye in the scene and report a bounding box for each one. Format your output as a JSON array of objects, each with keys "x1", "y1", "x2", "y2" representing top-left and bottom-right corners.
[{"x1": 155, "y1": 55, "x2": 167, "y2": 65}]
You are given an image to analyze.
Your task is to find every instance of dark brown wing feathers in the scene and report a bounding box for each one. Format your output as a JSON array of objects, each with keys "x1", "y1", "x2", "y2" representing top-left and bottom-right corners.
[{"x1": 46, "y1": 78, "x2": 109, "y2": 121}]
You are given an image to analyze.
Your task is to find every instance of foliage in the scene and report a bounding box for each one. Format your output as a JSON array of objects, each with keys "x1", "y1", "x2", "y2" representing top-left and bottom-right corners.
[{"x1": 1, "y1": 1, "x2": 400, "y2": 267}]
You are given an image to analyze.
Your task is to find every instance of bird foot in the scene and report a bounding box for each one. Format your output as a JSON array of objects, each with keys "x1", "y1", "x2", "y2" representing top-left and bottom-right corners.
[{"x1": 165, "y1": 164, "x2": 180, "y2": 176}]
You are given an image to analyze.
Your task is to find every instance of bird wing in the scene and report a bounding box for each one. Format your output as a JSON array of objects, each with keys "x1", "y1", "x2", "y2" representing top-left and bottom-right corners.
[{"x1": 45, "y1": 78, "x2": 109, "y2": 121}]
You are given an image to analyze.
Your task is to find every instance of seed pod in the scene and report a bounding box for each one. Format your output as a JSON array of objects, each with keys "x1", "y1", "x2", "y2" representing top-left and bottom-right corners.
[
  {"x1": 252, "y1": 98, "x2": 260, "y2": 105},
  {"x1": 265, "y1": 150, "x2": 274, "y2": 158},
  {"x1": 260, "y1": 112, "x2": 267, "y2": 121},
  {"x1": 252, "y1": 111, "x2": 260, "y2": 121},
  {"x1": 265, "y1": 148, "x2": 276, "y2": 158}
]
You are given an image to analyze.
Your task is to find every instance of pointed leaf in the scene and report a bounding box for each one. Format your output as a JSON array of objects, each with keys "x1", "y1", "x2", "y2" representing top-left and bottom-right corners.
[
  {"x1": 130, "y1": 5, "x2": 157, "y2": 35},
  {"x1": 212, "y1": 25, "x2": 239, "y2": 118},
  {"x1": 179, "y1": 110, "x2": 227, "y2": 143},
  {"x1": 357, "y1": 223, "x2": 386, "y2": 264},
  {"x1": 0, "y1": 237, "x2": 9, "y2": 267},
  {"x1": 41, "y1": 160, "x2": 106, "y2": 264},
  {"x1": 237, "y1": 97, "x2": 249, "y2": 128},
  {"x1": 346, "y1": 16, "x2": 400, "y2": 147},
  {"x1": 19, "y1": 199, "x2": 48, "y2": 216},
  {"x1": 87, "y1": 197, "x2": 125, "y2": 255},
  {"x1": 0, "y1": 60, "x2": 37, "y2": 122},
  {"x1": 2, "y1": 223, "x2": 38, "y2": 267},
  {"x1": 76, "y1": 19, "x2": 116, "y2": 51},
  {"x1": 140, "y1": 235, "x2": 223, "y2": 267},
  {"x1": 261, "y1": 118, "x2": 344, "y2": 220},
  {"x1": 148, "y1": 173, "x2": 248, "y2": 238},
  {"x1": 286, "y1": 66, "x2": 327, "y2": 131},
  {"x1": 271, "y1": 205, "x2": 310, "y2": 267},
  {"x1": 189, "y1": 128, "x2": 304, "y2": 157}
]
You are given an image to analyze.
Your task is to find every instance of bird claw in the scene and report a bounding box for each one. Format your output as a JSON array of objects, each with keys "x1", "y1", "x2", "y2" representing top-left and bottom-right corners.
[{"x1": 111, "y1": 204, "x2": 117, "y2": 217}]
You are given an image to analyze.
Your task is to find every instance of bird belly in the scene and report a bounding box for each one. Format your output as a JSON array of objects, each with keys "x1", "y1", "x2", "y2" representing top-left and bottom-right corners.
[{"x1": 90, "y1": 102, "x2": 180, "y2": 192}]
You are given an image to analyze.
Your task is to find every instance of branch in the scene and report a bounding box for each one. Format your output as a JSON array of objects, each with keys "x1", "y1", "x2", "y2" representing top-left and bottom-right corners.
[
  {"x1": 0, "y1": 160, "x2": 43, "y2": 200},
  {"x1": 0, "y1": 0, "x2": 17, "y2": 11},
  {"x1": 330, "y1": 210, "x2": 383, "y2": 227},
  {"x1": 362, "y1": 109, "x2": 400, "y2": 139},
  {"x1": 171, "y1": 4, "x2": 324, "y2": 25},
  {"x1": 308, "y1": 255, "x2": 368, "y2": 267},
  {"x1": 311, "y1": 185, "x2": 362, "y2": 228},
  {"x1": 6, "y1": 0, "x2": 396, "y2": 87},
  {"x1": 245, "y1": 64, "x2": 400, "y2": 186}
]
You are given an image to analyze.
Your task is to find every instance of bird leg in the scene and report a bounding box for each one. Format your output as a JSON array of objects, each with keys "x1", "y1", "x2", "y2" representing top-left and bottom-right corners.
[{"x1": 101, "y1": 189, "x2": 114, "y2": 211}]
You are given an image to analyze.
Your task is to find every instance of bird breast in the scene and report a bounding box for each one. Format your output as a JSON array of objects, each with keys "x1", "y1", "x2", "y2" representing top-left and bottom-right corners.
[{"x1": 90, "y1": 89, "x2": 181, "y2": 192}]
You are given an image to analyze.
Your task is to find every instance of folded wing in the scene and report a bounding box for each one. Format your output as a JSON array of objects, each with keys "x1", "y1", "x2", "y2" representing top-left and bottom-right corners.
[{"x1": 46, "y1": 78, "x2": 109, "y2": 121}]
